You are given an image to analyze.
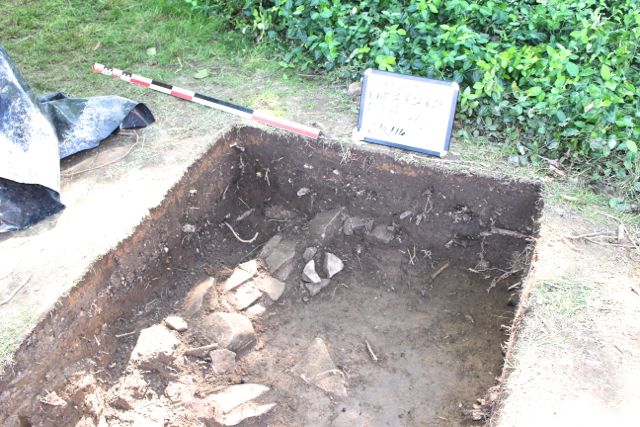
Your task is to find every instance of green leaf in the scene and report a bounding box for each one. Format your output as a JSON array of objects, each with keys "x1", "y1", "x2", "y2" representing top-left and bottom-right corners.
[
  {"x1": 527, "y1": 86, "x2": 542, "y2": 97},
  {"x1": 146, "y1": 47, "x2": 157, "y2": 57},
  {"x1": 626, "y1": 139, "x2": 638, "y2": 154},
  {"x1": 565, "y1": 62, "x2": 579, "y2": 77},
  {"x1": 193, "y1": 69, "x2": 209, "y2": 79},
  {"x1": 600, "y1": 64, "x2": 612, "y2": 81}
]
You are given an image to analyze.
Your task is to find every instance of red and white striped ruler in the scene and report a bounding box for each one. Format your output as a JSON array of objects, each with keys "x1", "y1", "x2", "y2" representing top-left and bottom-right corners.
[{"x1": 92, "y1": 63, "x2": 321, "y2": 139}]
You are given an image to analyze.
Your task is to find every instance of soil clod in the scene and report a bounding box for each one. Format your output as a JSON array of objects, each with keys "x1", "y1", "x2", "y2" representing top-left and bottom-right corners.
[{"x1": 368, "y1": 224, "x2": 395, "y2": 243}]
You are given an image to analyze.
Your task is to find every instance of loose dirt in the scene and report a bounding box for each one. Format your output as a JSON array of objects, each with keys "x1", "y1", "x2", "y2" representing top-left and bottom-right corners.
[{"x1": 0, "y1": 127, "x2": 541, "y2": 426}]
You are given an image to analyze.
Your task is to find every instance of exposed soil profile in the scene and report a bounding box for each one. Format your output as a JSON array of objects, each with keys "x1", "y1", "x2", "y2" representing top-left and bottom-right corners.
[{"x1": 0, "y1": 127, "x2": 542, "y2": 426}]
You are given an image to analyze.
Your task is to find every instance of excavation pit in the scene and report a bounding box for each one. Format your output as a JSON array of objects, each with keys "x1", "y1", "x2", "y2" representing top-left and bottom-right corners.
[{"x1": 0, "y1": 127, "x2": 542, "y2": 426}]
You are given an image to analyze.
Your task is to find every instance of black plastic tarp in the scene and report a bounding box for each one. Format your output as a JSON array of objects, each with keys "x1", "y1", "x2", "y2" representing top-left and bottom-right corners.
[{"x1": 0, "y1": 44, "x2": 154, "y2": 233}]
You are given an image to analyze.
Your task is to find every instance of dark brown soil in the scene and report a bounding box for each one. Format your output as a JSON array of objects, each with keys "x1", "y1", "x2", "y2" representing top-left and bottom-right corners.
[{"x1": 0, "y1": 127, "x2": 542, "y2": 427}]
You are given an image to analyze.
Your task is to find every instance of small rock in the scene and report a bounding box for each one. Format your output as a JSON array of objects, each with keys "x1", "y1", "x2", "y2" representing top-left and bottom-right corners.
[
  {"x1": 208, "y1": 384, "x2": 270, "y2": 414},
  {"x1": 109, "y1": 396, "x2": 132, "y2": 411},
  {"x1": 292, "y1": 337, "x2": 347, "y2": 397},
  {"x1": 347, "y1": 81, "x2": 362, "y2": 97},
  {"x1": 165, "y1": 315, "x2": 188, "y2": 332},
  {"x1": 302, "y1": 246, "x2": 317, "y2": 262},
  {"x1": 210, "y1": 349, "x2": 236, "y2": 375},
  {"x1": 224, "y1": 266, "x2": 257, "y2": 291},
  {"x1": 305, "y1": 278, "x2": 331, "y2": 297},
  {"x1": 231, "y1": 282, "x2": 262, "y2": 310},
  {"x1": 324, "y1": 252, "x2": 344, "y2": 278},
  {"x1": 259, "y1": 234, "x2": 282, "y2": 259},
  {"x1": 182, "y1": 277, "x2": 215, "y2": 317},
  {"x1": 130, "y1": 325, "x2": 179, "y2": 370},
  {"x1": 182, "y1": 224, "x2": 196, "y2": 233},
  {"x1": 297, "y1": 187, "x2": 311, "y2": 197},
  {"x1": 368, "y1": 224, "x2": 395, "y2": 244},
  {"x1": 254, "y1": 275, "x2": 286, "y2": 301},
  {"x1": 343, "y1": 216, "x2": 374, "y2": 236},
  {"x1": 203, "y1": 313, "x2": 256, "y2": 354},
  {"x1": 308, "y1": 208, "x2": 345, "y2": 242},
  {"x1": 222, "y1": 402, "x2": 277, "y2": 426},
  {"x1": 399, "y1": 210, "x2": 412, "y2": 220},
  {"x1": 302, "y1": 260, "x2": 322, "y2": 283}
]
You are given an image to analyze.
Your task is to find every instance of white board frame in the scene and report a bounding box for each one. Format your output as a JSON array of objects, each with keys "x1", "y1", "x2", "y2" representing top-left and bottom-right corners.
[{"x1": 357, "y1": 69, "x2": 459, "y2": 157}]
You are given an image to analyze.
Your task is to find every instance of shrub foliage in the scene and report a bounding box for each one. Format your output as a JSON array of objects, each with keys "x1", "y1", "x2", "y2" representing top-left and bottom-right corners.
[{"x1": 189, "y1": 0, "x2": 640, "y2": 193}]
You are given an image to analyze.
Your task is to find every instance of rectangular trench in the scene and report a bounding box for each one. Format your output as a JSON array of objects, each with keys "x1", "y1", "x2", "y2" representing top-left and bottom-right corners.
[{"x1": 0, "y1": 126, "x2": 542, "y2": 426}]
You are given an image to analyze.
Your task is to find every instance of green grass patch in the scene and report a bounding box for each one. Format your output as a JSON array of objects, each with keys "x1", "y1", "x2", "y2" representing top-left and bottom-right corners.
[
  {"x1": 188, "y1": 0, "x2": 640, "y2": 197},
  {"x1": 0, "y1": 0, "x2": 268, "y2": 95}
]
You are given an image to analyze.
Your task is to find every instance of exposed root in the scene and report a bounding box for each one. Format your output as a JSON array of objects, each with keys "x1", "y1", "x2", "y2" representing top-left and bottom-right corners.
[
  {"x1": 223, "y1": 221, "x2": 259, "y2": 243},
  {"x1": 0, "y1": 275, "x2": 31, "y2": 306}
]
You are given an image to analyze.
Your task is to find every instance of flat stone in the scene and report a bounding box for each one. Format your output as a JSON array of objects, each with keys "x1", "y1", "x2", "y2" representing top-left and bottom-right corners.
[
  {"x1": 308, "y1": 208, "x2": 345, "y2": 242},
  {"x1": 203, "y1": 312, "x2": 256, "y2": 354},
  {"x1": 210, "y1": 349, "x2": 236, "y2": 375},
  {"x1": 302, "y1": 260, "x2": 322, "y2": 283},
  {"x1": 368, "y1": 224, "x2": 395, "y2": 244},
  {"x1": 264, "y1": 239, "x2": 297, "y2": 280},
  {"x1": 182, "y1": 277, "x2": 215, "y2": 317},
  {"x1": 130, "y1": 325, "x2": 179, "y2": 370},
  {"x1": 265, "y1": 205, "x2": 295, "y2": 220},
  {"x1": 222, "y1": 402, "x2": 277, "y2": 426},
  {"x1": 208, "y1": 384, "x2": 270, "y2": 414},
  {"x1": 224, "y1": 268, "x2": 256, "y2": 292},
  {"x1": 302, "y1": 246, "x2": 317, "y2": 262},
  {"x1": 164, "y1": 315, "x2": 188, "y2": 332},
  {"x1": 274, "y1": 261, "x2": 295, "y2": 281},
  {"x1": 324, "y1": 252, "x2": 344, "y2": 278},
  {"x1": 343, "y1": 216, "x2": 374, "y2": 236},
  {"x1": 254, "y1": 275, "x2": 286, "y2": 301},
  {"x1": 231, "y1": 282, "x2": 262, "y2": 310},
  {"x1": 238, "y1": 259, "x2": 258, "y2": 275},
  {"x1": 259, "y1": 234, "x2": 282, "y2": 259},
  {"x1": 244, "y1": 303, "x2": 266, "y2": 319},
  {"x1": 263, "y1": 239, "x2": 296, "y2": 271},
  {"x1": 292, "y1": 337, "x2": 347, "y2": 397},
  {"x1": 305, "y1": 278, "x2": 331, "y2": 297}
]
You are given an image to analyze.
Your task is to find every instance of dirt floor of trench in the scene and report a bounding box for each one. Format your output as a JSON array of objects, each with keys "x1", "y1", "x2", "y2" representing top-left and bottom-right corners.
[{"x1": 0, "y1": 127, "x2": 542, "y2": 427}]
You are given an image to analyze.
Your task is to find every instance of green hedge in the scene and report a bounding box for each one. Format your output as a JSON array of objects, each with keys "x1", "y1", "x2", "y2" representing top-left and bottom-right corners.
[{"x1": 190, "y1": 0, "x2": 640, "y2": 194}]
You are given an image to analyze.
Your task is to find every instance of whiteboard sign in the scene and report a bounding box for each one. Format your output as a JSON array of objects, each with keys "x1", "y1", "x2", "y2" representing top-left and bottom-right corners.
[{"x1": 357, "y1": 69, "x2": 459, "y2": 157}]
